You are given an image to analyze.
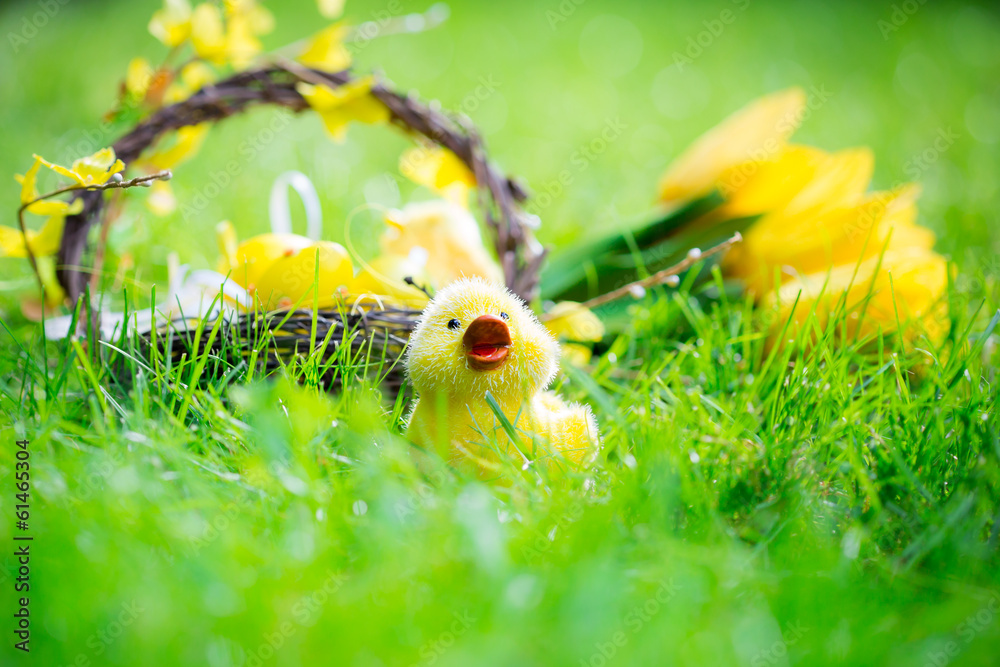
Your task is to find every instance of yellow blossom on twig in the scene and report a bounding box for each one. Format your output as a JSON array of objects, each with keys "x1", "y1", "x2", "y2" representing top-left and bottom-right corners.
[
  {"x1": 0, "y1": 215, "x2": 65, "y2": 259},
  {"x1": 298, "y1": 23, "x2": 352, "y2": 72},
  {"x1": 141, "y1": 124, "x2": 210, "y2": 171},
  {"x1": 149, "y1": 0, "x2": 193, "y2": 47},
  {"x1": 34, "y1": 148, "x2": 126, "y2": 188},
  {"x1": 297, "y1": 77, "x2": 390, "y2": 142},
  {"x1": 399, "y1": 145, "x2": 476, "y2": 207}
]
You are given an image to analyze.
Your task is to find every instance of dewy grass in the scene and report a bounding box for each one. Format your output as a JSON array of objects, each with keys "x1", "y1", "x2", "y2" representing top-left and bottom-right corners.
[{"x1": 1, "y1": 273, "x2": 998, "y2": 665}]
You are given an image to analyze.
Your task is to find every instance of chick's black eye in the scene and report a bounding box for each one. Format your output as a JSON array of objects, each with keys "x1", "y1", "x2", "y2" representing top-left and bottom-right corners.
[
  {"x1": 500, "y1": 312, "x2": 509, "y2": 321},
  {"x1": 447, "y1": 318, "x2": 461, "y2": 330}
]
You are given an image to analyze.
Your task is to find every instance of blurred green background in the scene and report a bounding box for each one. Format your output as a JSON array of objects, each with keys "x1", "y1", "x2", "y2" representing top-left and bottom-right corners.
[
  {"x1": 2, "y1": 1, "x2": 1000, "y2": 666},
  {"x1": 2, "y1": 0, "x2": 999, "y2": 303}
]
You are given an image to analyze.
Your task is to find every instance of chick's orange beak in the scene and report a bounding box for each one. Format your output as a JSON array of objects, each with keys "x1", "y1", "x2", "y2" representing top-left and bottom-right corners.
[{"x1": 463, "y1": 315, "x2": 511, "y2": 371}]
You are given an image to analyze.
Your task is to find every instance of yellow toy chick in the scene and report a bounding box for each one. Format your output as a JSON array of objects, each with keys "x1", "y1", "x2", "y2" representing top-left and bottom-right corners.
[
  {"x1": 380, "y1": 200, "x2": 504, "y2": 288},
  {"x1": 405, "y1": 277, "x2": 599, "y2": 475}
]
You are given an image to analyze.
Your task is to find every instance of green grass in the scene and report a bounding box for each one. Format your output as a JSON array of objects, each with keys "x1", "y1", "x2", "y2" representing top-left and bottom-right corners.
[
  {"x1": 2, "y1": 0, "x2": 1000, "y2": 665},
  {"x1": 2, "y1": 272, "x2": 999, "y2": 665}
]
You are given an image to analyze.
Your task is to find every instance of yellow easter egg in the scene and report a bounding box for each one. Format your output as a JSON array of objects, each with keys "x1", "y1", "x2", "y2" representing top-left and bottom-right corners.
[
  {"x1": 348, "y1": 254, "x2": 431, "y2": 307},
  {"x1": 222, "y1": 233, "x2": 314, "y2": 290},
  {"x1": 255, "y1": 241, "x2": 354, "y2": 308}
]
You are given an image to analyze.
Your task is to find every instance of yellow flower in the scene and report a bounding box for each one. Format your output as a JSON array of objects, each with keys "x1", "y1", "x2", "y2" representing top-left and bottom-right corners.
[
  {"x1": 399, "y1": 145, "x2": 476, "y2": 208},
  {"x1": 164, "y1": 61, "x2": 217, "y2": 104},
  {"x1": 141, "y1": 124, "x2": 210, "y2": 171},
  {"x1": 380, "y1": 200, "x2": 503, "y2": 287},
  {"x1": 16, "y1": 158, "x2": 85, "y2": 216},
  {"x1": 657, "y1": 88, "x2": 806, "y2": 208},
  {"x1": 728, "y1": 184, "x2": 935, "y2": 293},
  {"x1": 765, "y1": 247, "x2": 949, "y2": 344},
  {"x1": 544, "y1": 301, "x2": 605, "y2": 365},
  {"x1": 126, "y1": 57, "x2": 155, "y2": 98},
  {"x1": 297, "y1": 77, "x2": 390, "y2": 142},
  {"x1": 34, "y1": 148, "x2": 125, "y2": 188},
  {"x1": 146, "y1": 180, "x2": 178, "y2": 217},
  {"x1": 0, "y1": 215, "x2": 65, "y2": 258},
  {"x1": 149, "y1": 0, "x2": 192, "y2": 47},
  {"x1": 191, "y1": 3, "x2": 226, "y2": 62},
  {"x1": 717, "y1": 145, "x2": 874, "y2": 219},
  {"x1": 223, "y1": 0, "x2": 273, "y2": 70},
  {"x1": 298, "y1": 23, "x2": 352, "y2": 72},
  {"x1": 316, "y1": 0, "x2": 346, "y2": 19}
]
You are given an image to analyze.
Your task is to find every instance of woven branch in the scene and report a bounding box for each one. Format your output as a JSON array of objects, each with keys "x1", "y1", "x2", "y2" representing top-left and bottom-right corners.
[
  {"x1": 142, "y1": 303, "x2": 424, "y2": 395},
  {"x1": 56, "y1": 66, "x2": 544, "y2": 304}
]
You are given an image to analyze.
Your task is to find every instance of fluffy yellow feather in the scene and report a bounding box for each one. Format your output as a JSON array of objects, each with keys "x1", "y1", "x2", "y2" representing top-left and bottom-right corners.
[
  {"x1": 381, "y1": 200, "x2": 504, "y2": 288},
  {"x1": 404, "y1": 277, "x2": 599, "y2": 476}
]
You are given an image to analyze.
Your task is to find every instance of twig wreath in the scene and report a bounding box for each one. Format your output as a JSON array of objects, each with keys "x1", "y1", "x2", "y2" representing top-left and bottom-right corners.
[{"x1": 57, "y1": 64, "x2": 545, "y2": 305}]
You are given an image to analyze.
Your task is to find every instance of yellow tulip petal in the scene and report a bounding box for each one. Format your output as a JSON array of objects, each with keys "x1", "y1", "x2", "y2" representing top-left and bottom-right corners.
[
  {"x1": 718, "y1": 145, "x2": 828, "y2": 217},
  {"x1": 767, "y1": 248, "x2": 949, "y2": 344},
  {"x1": 780, "y1": 147, "x2": 874, "y2": 217},
  {"x1": 658, "y1": 88, "x2": 807, "y2": 205},
  {"x1": 299, "y1": 23, "x2": 352, "y2": 72},
  {"x1": 728, "y1": 183, "x2": 934, "y2": 296}
]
